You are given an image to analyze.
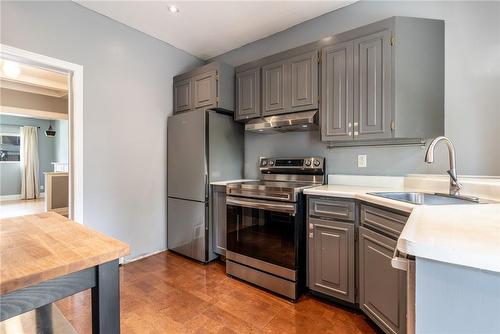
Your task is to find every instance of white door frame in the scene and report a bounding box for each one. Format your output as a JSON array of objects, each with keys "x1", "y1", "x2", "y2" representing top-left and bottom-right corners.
[{"x1": 0, "y1": 44, "x2": 84, "y2": 223}]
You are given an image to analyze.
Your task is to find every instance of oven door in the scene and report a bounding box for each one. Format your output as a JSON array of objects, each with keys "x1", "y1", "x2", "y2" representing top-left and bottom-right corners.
[{"x1": 226, "y1": 196, "x2": 298, "y2": 270}]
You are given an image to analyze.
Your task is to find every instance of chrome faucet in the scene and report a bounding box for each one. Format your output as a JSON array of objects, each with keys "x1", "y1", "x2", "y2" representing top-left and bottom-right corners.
[{"x1": 425, "y1": 136, "x2": 462, "y2": 196}]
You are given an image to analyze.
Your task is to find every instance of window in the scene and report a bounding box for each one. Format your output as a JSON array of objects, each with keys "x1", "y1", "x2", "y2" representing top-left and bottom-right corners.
[{"x1": 0, "y1": 134, "x2": 21, "y2": 162}]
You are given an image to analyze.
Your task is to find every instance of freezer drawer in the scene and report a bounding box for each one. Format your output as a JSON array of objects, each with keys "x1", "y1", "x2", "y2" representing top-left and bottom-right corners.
[{"x1": 167, "y1": 197, "x2": 207, "y2": 262}]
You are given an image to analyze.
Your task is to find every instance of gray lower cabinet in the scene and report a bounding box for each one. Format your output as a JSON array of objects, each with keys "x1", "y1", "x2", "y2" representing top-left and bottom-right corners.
[
  {"x1": 262, "y1": 60, "x2": 288, "y2": 116},
  {"x1": 212, "y1": 185, "x2": 227, "y2": 256},
  {"x1": 235, "y1": 68, "x2": 260, "y2": 121},
  {"x1": 308, "y1": 217, "x2": 355, "y2": 303},
  {"x1": 359, "y1": 226, "x2": 406, "y2": 334}
]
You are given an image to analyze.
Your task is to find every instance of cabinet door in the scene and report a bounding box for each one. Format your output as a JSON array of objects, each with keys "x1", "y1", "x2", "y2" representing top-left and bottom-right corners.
[
  {"x1": 290, "y1": 51, "x2": 318, "y2": 112},
  {"x1": 353, "y1": 30, "x2": 392, "y2": 140},
  {"x1": 321, "y1": 41, "x2": 354, "y2": 141},
  {"x1": 262, "y1": 60, "x2": 288, "y2": 116},
  {"x1": 212, "y1": 187, "x2": 227, "y2": 256},
  {"x1": 308, "y1": 218, "x2": 355, "y2": 303},
  {"x1": 193, "y1": 70, "x2": 217, "y2": 109},
  {"x1": 359, "y1": 226, "x2": 406, "y2": 334},
  {"x1": 235, "y1": 68, "x2": 260, "y2": 121},
  {"x1": 173, "y1": 78, "x2": 192, "y2": 113}
]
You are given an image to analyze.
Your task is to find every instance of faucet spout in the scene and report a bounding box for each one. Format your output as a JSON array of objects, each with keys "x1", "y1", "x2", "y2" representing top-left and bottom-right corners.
[{"x1": 425, "y1": 136, "x2": 462, "y2": 196}]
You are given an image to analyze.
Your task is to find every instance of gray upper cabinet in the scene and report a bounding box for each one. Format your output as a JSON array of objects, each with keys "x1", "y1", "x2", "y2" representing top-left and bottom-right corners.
[
  {"x1": 173, "y1": 78, "x2": 192, "y2": 113},
  {"x1": 309, "y1": 218, "x2": 355, "y2": 303},
  {"x1": 235, "y1": 68, "x2": 260, "y2": 121},
  {"x1": 353, "y1": 30, "x2": 392, "y2": 140},
  {"x1": 235, "y1": 50, "x2": 319, "y2": 120},
  {"x1": 321, "y1": 41, "x2": 354, "y2": 141},
  {"x1": 173, "y1": 62, "x2": 234, "y2": 114},
  {"x1": 290, "y1": 51, "x2": 318, "y2": 112},
  {"x1": 359, "y1": 226, "x2": 406, "y2": 334},
  {"x1": 262, "y1": 60, "x2": 288, "y2": 116},
  {"x1": 193, "y1": 70, "x2": 217, "y2": 109},
  {"x1": 320, "y1": 17, "x2": 444, "y2": 145}
]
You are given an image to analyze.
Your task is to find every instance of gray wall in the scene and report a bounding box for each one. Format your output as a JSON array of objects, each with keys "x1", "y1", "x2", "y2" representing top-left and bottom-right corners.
[
  {"x1": 212, "y1": 1, "x2": 500, "y2": 178},
  {"x1": 1, "y1": 1, "x2": 203, "y2": 260},
  {"x1": 53, "y1": 119, "x2": 68, "y2": 163},
  {"x1": 0, "y1": 115, "x2": 55, "y2": 196}
]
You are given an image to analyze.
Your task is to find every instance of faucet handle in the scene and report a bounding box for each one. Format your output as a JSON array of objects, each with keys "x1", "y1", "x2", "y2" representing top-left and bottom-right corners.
[{"x1": 447, "y1": 169, "x2": 463, "y2": 192}]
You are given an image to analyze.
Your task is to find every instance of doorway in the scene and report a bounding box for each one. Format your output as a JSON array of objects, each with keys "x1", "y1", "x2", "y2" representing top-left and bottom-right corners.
[{"x1": 0, "y1": 44, "x2": 83, "y2": 222}]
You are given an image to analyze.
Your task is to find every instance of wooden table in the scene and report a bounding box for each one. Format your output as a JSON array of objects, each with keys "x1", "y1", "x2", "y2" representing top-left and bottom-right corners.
[{"x1": 0, "y1": 212, "x2": 129, "y2": 333}]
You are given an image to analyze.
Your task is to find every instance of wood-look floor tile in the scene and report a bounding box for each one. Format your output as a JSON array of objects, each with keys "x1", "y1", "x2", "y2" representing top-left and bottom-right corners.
[{"x1": 56, "y1": 251, "x2": 380, "y2": 334}]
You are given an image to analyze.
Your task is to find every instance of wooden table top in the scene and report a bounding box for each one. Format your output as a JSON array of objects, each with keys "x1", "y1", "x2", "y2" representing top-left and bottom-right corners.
[{"x1": 0, "y1": 212, "x2": 129, "y2": 295}]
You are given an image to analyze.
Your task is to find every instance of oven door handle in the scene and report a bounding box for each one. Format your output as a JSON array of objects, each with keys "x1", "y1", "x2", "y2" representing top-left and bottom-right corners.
[{"x1": 226, "y1": 196, "x2": 296, "y2": 214}]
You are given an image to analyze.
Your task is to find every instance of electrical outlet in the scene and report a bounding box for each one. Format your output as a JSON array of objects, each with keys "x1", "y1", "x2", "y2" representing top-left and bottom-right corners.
[
  {"x1": 40, "y1": 185, "x2": 44, "y2": 190},
  {"x1": 357, "y1": 155, "x2": 367, "y2": 168}
]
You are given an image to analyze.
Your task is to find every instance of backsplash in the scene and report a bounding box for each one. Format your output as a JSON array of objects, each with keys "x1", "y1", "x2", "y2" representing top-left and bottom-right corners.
[{"x1": 244, "y1": 131, "x2": 453, "y2": 179}]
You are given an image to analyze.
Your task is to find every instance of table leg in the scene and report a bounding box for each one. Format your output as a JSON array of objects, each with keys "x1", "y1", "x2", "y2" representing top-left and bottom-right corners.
[
  {"x1": 91, "y1": 259, "x2": 120, "y2": 334},
  {"x1": 35, "y1": 304, "x2": 53, "y2": 332}
]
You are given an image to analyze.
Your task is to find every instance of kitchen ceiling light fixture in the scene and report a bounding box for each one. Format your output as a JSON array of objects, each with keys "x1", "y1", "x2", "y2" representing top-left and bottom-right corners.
[
  {"x1": 167, "y1": 5, "x2": 179, "y2": 13},
  {"x1": 2, "y1": 60, "x2": 21, "y2": 79},
  {"x1": 45, "y1": 125, "x2": 56, "y2": 137}
]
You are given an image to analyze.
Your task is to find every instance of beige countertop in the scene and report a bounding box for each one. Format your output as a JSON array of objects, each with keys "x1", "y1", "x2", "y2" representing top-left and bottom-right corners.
[{"x1": 304, "y1": 177, "x2": 500, "y2": 273}]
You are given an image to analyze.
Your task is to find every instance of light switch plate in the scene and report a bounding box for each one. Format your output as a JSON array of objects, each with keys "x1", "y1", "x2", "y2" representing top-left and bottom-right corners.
[{"x1": 358, "y1": 155, "x2": 367, "y2": 168}]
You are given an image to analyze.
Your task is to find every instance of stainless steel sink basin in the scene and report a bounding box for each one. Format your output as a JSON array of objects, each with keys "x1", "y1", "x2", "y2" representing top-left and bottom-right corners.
[{"x1": 368, "y1": 192, "x2": 482, "y2": 205}]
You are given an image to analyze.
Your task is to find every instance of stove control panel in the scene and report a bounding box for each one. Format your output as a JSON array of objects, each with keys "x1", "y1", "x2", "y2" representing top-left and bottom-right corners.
[{"x1": 259, "y1": 157, "x2": 325, "y2": 170}]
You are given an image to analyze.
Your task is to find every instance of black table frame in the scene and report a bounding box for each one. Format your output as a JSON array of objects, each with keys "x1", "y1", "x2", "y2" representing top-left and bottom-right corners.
[{"x1": 0, "y1": 259, "x2": 120, "y2": 333}]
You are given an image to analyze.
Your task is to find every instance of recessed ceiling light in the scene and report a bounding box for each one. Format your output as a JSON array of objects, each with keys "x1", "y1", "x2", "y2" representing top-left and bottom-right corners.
[
  {"x1": 167, "y1": 5, "x2": 179, "y2": 13},
  {"x1": 2, "y1": 61, "x2": 21, "y2": 79}
]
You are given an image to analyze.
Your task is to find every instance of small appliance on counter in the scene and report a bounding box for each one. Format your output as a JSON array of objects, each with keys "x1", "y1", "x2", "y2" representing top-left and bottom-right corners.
[{"x1": 225, "y1": 157, "x2": 325, "y2": 300}]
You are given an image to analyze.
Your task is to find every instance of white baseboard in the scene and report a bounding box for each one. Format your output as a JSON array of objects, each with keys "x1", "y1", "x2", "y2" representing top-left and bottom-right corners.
[
  {"x1": 0, "y1": 194, "x2": 22, "y2": 201},
  {"x1": 121, "y1": 248, "x2": 168, "y2": 265},
  {"x1": 0, "y1": 193, "x2": 46, "y2": 201}
]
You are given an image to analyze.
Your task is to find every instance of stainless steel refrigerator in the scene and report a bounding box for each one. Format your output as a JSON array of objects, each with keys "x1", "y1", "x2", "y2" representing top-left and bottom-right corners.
[{"x1": 167, "y1": 109, "x2": 243, "y2": 262}]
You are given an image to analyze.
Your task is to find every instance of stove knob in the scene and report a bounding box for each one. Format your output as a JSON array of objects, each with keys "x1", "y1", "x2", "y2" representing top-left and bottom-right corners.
[
  {"x1": 304, "y1": 160, "x2": 312, "y2": 167},
  {"x1": 261, "y1": 159, "x2": 268, "y2": 166},
  {"x1": 313, "y1": 159, "x2": 321, "y2": 167},
  {"x1": 269, "y1": 160, "x2": 275, "y2": 166}
]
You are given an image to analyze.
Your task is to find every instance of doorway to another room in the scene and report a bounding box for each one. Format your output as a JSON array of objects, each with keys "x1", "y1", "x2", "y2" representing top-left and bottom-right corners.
[{"x1": 0, "y1": 58, "x2": 70, "y2": 218}]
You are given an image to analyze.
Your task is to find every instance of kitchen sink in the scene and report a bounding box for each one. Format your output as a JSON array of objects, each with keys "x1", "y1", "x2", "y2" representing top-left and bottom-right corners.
[{"x1": 368, "y1": 192, "x2": 482, "y2": 205}]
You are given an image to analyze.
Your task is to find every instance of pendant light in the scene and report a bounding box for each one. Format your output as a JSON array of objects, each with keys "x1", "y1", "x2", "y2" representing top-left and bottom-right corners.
[{"x1": 45, "y1": 122, "x2": 56, "y2": 137}]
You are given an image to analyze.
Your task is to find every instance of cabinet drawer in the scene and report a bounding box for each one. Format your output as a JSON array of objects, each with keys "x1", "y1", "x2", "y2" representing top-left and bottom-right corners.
[
  {"x1": 309, "y1": 197, "x2": 355, "y2": 221},
  {"x1": 361, "y1": 204, "x2": 408, "y2": 238}
]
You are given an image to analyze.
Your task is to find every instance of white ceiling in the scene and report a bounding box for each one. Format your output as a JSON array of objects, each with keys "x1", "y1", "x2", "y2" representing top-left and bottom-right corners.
[
  {"x1": 0, "y1": 59, "x2": 68, "y2": 98},
  {"x1": 76, "y1": 1, "x2": 356, "y2": 60}
]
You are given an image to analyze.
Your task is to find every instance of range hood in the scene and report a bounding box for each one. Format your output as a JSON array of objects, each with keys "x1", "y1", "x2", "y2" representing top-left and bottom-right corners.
[{"x1": 245, "y1": 110, "x2": 319, "y2": 133}]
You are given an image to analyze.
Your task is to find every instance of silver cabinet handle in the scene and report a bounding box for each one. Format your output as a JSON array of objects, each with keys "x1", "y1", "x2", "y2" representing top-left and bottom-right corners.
[{"x1": 391, "y1": 247, "x2": 409, "y2": 271}]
